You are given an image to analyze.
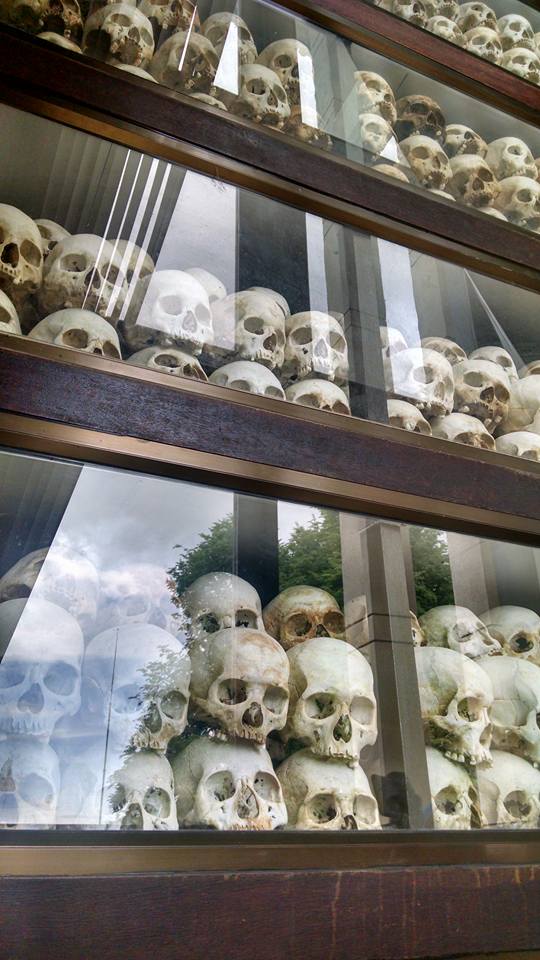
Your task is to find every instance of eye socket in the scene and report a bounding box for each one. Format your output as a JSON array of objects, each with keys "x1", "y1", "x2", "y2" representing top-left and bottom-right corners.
[
  {"x1": 307, "y1": 793, "x2": 337, "y2": 823},
  {"x1": 19, "y1": 774, "x2": 55, "y2": 809},
  {"x1": 412, "y1": 146, "x2": 430, "y2": 159},
  {"x1": 254, "y1": 771, "x2": 280, "y2": 801},
  {"x1": 350, "y1": 696, "x2": 375, "y2": 725},
  {"x1": 504, "y1": 790, "x2": 531, "y2": 820},
  {"x1": 159, "y1": 295, "x2": 184, "y2": 316},
  {"x1": 243, "y1": 316, "x2": 265, "y2": 336},
  {"x1": 285, "y1": 613, "x2": 313, "y2": 637},
  {"x1": 265, "y1": 386, "x2": 284, "y2": 398},
  {"x1": 354, "y1": 794, "x2": 377, "y2": 824},
  {"x1": 329, "y1": 332, "x2": 346, "y2": 352},
  {"x1": 0, "y1": 665, "x2": 25, "y2": 689},
  {"x1": 103, "y1": 341, "x2": 121, "y2": 359},
  {"x1": 44, "y1": 661, "x2": 77, "y2": 696},
  {"x1": 161, "y1": 690, "x2": 187, "y2": 719},
  {"x1": 110, "y1": 12, "x2": 132, "y2": 25},
  {"x1": 435, "y1": 786, "x2": 460, "y2": 815},
  {"x1": 229, "y1": 379, "x2": 251, "y2": 393},
  {"x1": 463, "y1": 371, "x2": 485, "y2": 388},
  {"x1": 511, "y1": 633, "x2": 534, "y2": 653},
  {"x1": 275, "y1": 54, "x2": 293, "y2": 68},
  {"x1": 62, "y1": 328, "x2": 89, "y2": 349},
  {"x1": 246, "y1": 79, "x2": 268, "y2": 96},
  {"x1": 109, "y1": 784, "x2": 126, "y2": 813},
  {"x1": 495, "y1": 386, "x2": 510, "y2": 402},
  {"x1": 457, "y1": 696, "x2": 481, "y2": 722},
  {"x1": 263, "y1": 686, "x2": 288, "y2": 714},
  {"x1": 20, "y1": 240, "x2": 42, "y2": 267},
  {"x1": 305, "y1": 693, "x2": 336, "y2": 719},
  {"x1": 218, "y1": 678, "x2": 247, "y2": 705},
  {"x1": 291, "y1": 326, "x2": 312, "y2": 346},
  {"x1": 207, "y1": 770, "x2": 235, "y2": 802},
  {"x1": 323, "y1": 611, "x2": 345, "y2": 636},
  {"x1": 60, "y1": 253, "x2": 88, "y2": 272},
  {"x1": 235, "y1": 608, "x2": 257, "y2": 629},
  {"x1": 155, "y1": 353, "x2": 180, "y2": 368},
  {"x1": 112, "y1": 682, "x2": 142, "y2": 715},
  {"x1": 144, "y1": 786, "x2": 171, "y2": 818},
  {"x1": 198, "y1": 612, "x2": 219, "y2": 634}
]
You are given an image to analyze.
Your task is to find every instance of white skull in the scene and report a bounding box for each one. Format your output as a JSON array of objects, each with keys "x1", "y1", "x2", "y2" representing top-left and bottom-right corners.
[
  {"x1": 0, "y1": 290, "x2": 21, "y2": 336},
  {"x1": 444, "y1": 124, "x2": 487, "y2": 159},
  {"x1": 0, "y1": 598, "x2": 83, "y2": 741},
  {"x1": 202, "y1": 13, "x2": 257, "y2": 65},
  {"x1": 257, "y1": 39, "x2": 312, "y2": 106},
  {"x1": 384, "y1": 347, "x2": 454, "y2": 417},
  {"x1": 181, "y1": 572, "x2": 264, "y2": 646},
  {"x1": 387, "y1": 399, "x2": 432, "y2": 434},
  {"x1": 35, "y1": 219, "x2": 70, "y2": 261},
  {"x1": 480, "y1": 656, "x2": 540, "y2": 767},
  {"x1": 430, "y1": 412, "x2": 496, "y2": 449},
  {"x1": 95, "y1": 562, "x2": 178, "y2": 635},
  {"x1": 498, "y1": 376, "x2": 540, "y2": 434},
  {"x1": 286, "y1": 380, "x2": 351, "y2": 415},
  {"x1": 427, "y1": 16, "x2": 464, "y2": 44},
  {"x1": 496, "y1": 431, "x2": 540, "y2": 461},
  {"x1": 277, "y1": 748, "x2": 381, "y2": 830},
  {"x1": 189, "y1": 627, "x2": 289, "y2": 743},
  {"x1": 411, "y1": 611, "x2": 426, "y2": 646},
  {"x1": 400, "y1": 135, "x2": 451, "y2": 189},
  {"x1": 420, "y1": 337, "x2": 466, "y2": 365},
  {"x1": 104, "y1": 750, "x2": 178, "y2": 829},
  {"x1": 29, "y1": 308, "x2": 122, "y2": 359},
  {"x1": 112, "y1": 239, "x2": 154, "y2": 284},
  {"x1": 83, "y1": 3, "x2": 154, "y2": 67},
  {"x1": 247, "y1": 287, "x2": 290, "y2": 320},
  {"x1": 0, "y1": 204, "x2": 43, "y2": 309},
  {"x1": 283, "y1": 311, "x2": 349, "y2": 385},
  {"x1": 263, "y1": 586, "x2": 345, "y2": 651},
  {"x1": 423, "y1": 0, "x2": 458, "y2": 17},
  {"x1": 479, "y1": 607, "x2": 540, "y2": 666},
  {"x1": 426, "y1": 745, "x2": 480, "y2": 829},
  {"x1": 210, "y1": 291, "x2": 285, "y2": 368},
  {"x1": 149, "y1": 31, "x2": 218, "y2": 93},
  {"x1": 415, "y1": 646, "x2": 493, "y2": 764},
  {"x1": 457, "y1": 2, "x2": 497, "y2": 31},
  {"x1": 222, "y1": 64, "x2": 290, "y2": 127},
  {"x1": 173, "y1": 737, "x2": 287, "y2": 830},
  {"x1": 464, "y1": 26, "x2": 502, "y2": 62},
  {"x1": 127, "y1": 346, "x2": 207, "y2": 381},
  {"x1": 83, "y1": 623, "x2": 190, "y2": 753},
  {"x1": 419, "y1": 605, "x2": 501, "y2": 659},
  {"x1": 380, "y1": 325, "x2": 407, "y2": 358},
  {"x1": 284, "y1": 637, "x2": 377, "y2": 764},
  {"x1": 477, "y1": 750, "x2": 540, "y2": 827},
  {"x1": 185, "y1": 267, "x2": 226, "y2": 304},
  {"x1": 453, "y1": 359, "x2": 510, "y2": 432},
  {"x1": 449, "y1": 155, "x2": 499, "y2": 206},
  {"x1": 38, "y1": 234, "x2": 128, "y2": 323},
  {"x1": 115, "y1": 63, "x2": 156, "y2": 81},
  {"x1": 391, "y1": 0, "x2": 427, "y2": 26},
  {"x1": 519, "y1": 361, "x2": 540, "y2": 378},
  {"x1": 497, "y1": 14, "x2": 534, "y2": 51},
  {"x1": 121, "y1": 270, "x2": 212, "y2": 355},
  {"x1": 138, "y1": 0, "x2": 194, "y2": 35},
  {"x1": 354, "y1": 71, "x2": 397, "y2": 126},
  {"x1": 469, "y1": 346, "x2": 518, "y2": 382},
  {"x1": 485, "y1": 138, "x2": 537, "y2": 181},
  {"x1": 0, "y1": 737, "x2": 59, "y2": 828},
  {"x1": 38, "y1": 30, "x2": 82, "y2": 51},
  {"x1": 357, "y1": 114, "x2": 394, "y2": 156},
  {"x1": 501, "y1": 47, "x2": 540, "y2": 83},
  {"x1": 209, "y1": 361, "x2": 285, "y2": 399},
  {"x1": 495, "y1": 176, "x2": 540, "y2": 226}
]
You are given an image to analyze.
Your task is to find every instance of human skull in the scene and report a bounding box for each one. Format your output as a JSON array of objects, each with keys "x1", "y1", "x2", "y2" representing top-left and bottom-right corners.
[
  {"x1": 283, "y1": 106, "x2": 333, "y2": 152},
  {"x1": 0, "y1": 0, "x2": 47, "y2": 31},
  {"x1": 127, "y1": 346, "x2": 207, "y2": 381},
  {"x1": 149, "y1": 31, "x2": 218, "y2": 93},
  {"x1": 38, "y1": 30, "x2": 82, "y2": 50},
  {"x1": 426, "y1": 746, "x2": 480, "y2": 829},
  {"x1": 384, "y1": 347, "x2": 454, "y2": 417},
  {"x1": 497, "y1": 14, "x2": 534, "y2": 51},
  {"x1": 357, "y1": 113, "x2": 394, "y2": 156},
  {"x1": 283, "y1": 311, "x2": 349, "y2": 385},
  {"x1": 477, "y1": 750, "x2": 540, "y2": 827},
  {"x1": 138, "y1": 0, "x2": 195, "y2": 38},
  {"x1": 457, "y1": 2, "x2": 497, "y2": 31},
  {"x1": 469, "y1": 346, "x2": 518, "y2": 383},
  {"x1": 35, "y1": 219, "x2": 70, "y2": 261},
  {"x1": 387, "y1": 399, "x2": 432, "y2": 434},
  {"x1": 449, "y1": 156, "x2": 499, "y2": 207},
  {"x1": 479, "y1": 607, "x2": 540, "y2": 666},
  {"x1": 95, "y1": 562, "x2": 178, "y2": 636},
  {"x1": 380, "y1": 325, "x2": 407, "y2": 358},
  {"x1": 485, "y1": 138, "x2": 537, "y2": 181},
  {"x1": 247, "y1": 287, "x2": 290, "y2": 320},
  {"x1": 257, "y1": 39, "x2": 312, "y2": 106},
  {"x1": 427, "y1": 16, "x2": 464, "y2": 44},
  {"x1": 83, "y1": 4, "x2": 154, "y2": 67},
  {"x1": 464, "y1": 27, "x2": 502, "y2": 62},
  {"x1": 0, "y1": 737, "x2": 60, "y2": 828},
  {"x1": 286, "y1": 380, "x2": 351, "y2": 415},
  {"x1": 277, "y1": 748, "x2": 381, "y2": 830},
  {"x1": 419, "y1": 605, "x2": 501, "y2": 659},
  {"x1": 185, "y1": 268, "x2": 226, "y2": 304},
  {"x1": 38, "y1": 234, "x2": 128, "y2": 322},
  {"x1": 173, "y1": 737, "x2": 287, "y2": 830},
  {"x1": 263, "y1": 586, "x2": 345, "y2": 651},
  {"x1": 495, "y1": 176, "x2": 540, "y2": 227},
  {"x1": 0, "y1": 204, "x2": 43, "y2": 309},
  {"x1": 415, "y1": 646, "x2": 493, "y2": 764},
  {"x1": 0, "y1": 290, "x2": 21, "y2": 336},
  {"x1": 520, "y1": 361, "x2": 540, "y2": 378},
  {"x1": 444, "y1": 125, "x2": 487, "y2": 159},
  {"x1": 354, "y1": 71, "x2": 397, "y2": 126},
  {"x1": 209, "y1": 361, "x2": 285, "y2": 399},
  {"x1": 29, "y1": 309, "x2": 122, "y2": 359},
  {"x1": 480, "y1": 656, "x2": 540, "y2": 767},
  {"x1": 202, "y1": 13, "x2": 257, "y2": 65},
  {"x1": 399, "y1": 135, "x2": 451, "y2": 189},
  {"x1": 423, "y1": 0, "x2": 458, "y2": 16},
  {"x1": 453, "y1": 359, "x2": 510, "y2": 432},
  {"x1": 39, "y1": 0, "x2": 82, "y2": 39},
  {"x1": 498, "y1": 376, "x2": 540, "y2": 435},
  {"x1": 120, "y1": 270, "x2": 212, "y2": 355},
  {"x1": 189, "y1": 627, "x2": 289, "y2": 743},
  {"x1": 496, "y1": 431, "x2": 540, "y2": 461},
  {"x1": 210, "y1": 291, "x2": 285, "y2": 368},
  {"x1": 181, "y1": 571, "x2": 261, "y2": 645},
  {"x1": 83, "y1": 623, "x2": 190, "y2": 753},
  {"x1": 501, "y1": 47, "x2": 540, "y2": 83},
  {"x1": 104, "y1": 750, "x2": 178, "y2": 829},
  {"x1": 395, "y1": 95, "x2": 446, "y2": 143},
  {"x1": 284, "y1": 637, "x2": 377, "y2": 764},
  {"x1": 420, "y1": 337, "x2": 466, "y2": 365},
  {"x1": 430, "y1": 412, "x2": 496, "y2": 449},
  {"x1": 222, "y1": 63, "x2": 290, "y2": 127},
  {"x1": 115, "y1": 62, "x2": 156, "y2": 80},
  {"x1": 0, "y1": 598, "x2": 83, "y2": 741},
  {"x1": 391, "y1": 0, "x2": 427, "y2": 25}
]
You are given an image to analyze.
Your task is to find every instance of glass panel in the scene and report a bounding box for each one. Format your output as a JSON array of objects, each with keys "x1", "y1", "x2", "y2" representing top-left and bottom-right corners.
[
  {"x1": 0, "y1": 447, "x2": 539, "y2": 832},
  {"x1": 1, "y1": 0, "x2": 540, "y2": 232},
  {"x1": 1, "y1": 102, "x2": 540, "y2": 460}
]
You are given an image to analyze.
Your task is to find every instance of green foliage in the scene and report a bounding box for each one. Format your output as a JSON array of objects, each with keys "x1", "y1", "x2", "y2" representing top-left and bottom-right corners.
[
  {"x1": 279, "y1": 510, "x2": 343, "y2": 607},
  {"x1": 169, "y1": 515, "x2": 234, "y2": 598},
  {"x1": 409, "y1": 526, "x2": 454, "y2": 617}
]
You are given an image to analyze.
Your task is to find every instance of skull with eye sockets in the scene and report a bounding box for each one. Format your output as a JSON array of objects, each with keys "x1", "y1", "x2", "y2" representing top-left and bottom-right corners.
[
  {"x1": 0, "y1": 737, "x2": 60, "y2": 829},
  {"x1": 181, "y1": 572, "x2": 264, "y2": 647},
  {"x1": 120, "y1": 270, "x2": 212, "y2": 356},
  {"x1": 104, "y1": 750, "x2": 178, "y2": 830},
  {"x1": 0, "y1": 204, "x2": 43, "y2": 310},
  {"x1": 210, "y1": 291, "x2": 285, "y2": 369},
  {"x1": 501, "y1": 47, "x2": 540, "y2": 83},
  {"x1": 449, "y1": 156, "x2": 499, "y2": 208},
  {"x1": 354, "y1": 71, "x2": 397, "y2": 126},
  {"x1": 469, "y1": 346, "x2": 518, "y2": 382},
  {"x1": 477, "y1": 750, "x2": 540, "y2": 827},
  {"x1": 444, "y1": 125, "x2": 487, "y2": 159},
  {"x1": 427, "y1": 15, "x2": 464, "y2": 44},
  {"x1": 283, "y1": 311, "x2": 349, "y2": 386},
  {"x1": 209, "y1": 361, "x2": 285, "y2": 399},
  {"x1": 29, "y1": 309, "x2": 122, "y2": 359},
  {"x1": 496, "y1": 431, "x2": 540, "y2": 461},
  {"x1": 464, "y1": 26, "x2": 502, "y2": 62},
  {"x1": 38, "y1": 234, "x2": 128, "y2": 323},
  {"x1": 263, "y1": 586, "x2": 345, "y2": 651},
  {"x1": 479, "y1": 607, "x2": 540, "y2": 667},
  {"x1": 421, "y1": 337, "x2": 466, "y2": 365},
  {"x1": 426, "y1": 746, "x2": 481, "y2": 829},
  {"x1": 419, "y1": 605, "x2": 501, "y2": 660},
  {"x1": 430, "y1": 412, "x2": 496, "y2": 450},
  {"x1": 83, "y1": 3, "x2": 154, "y2": 67},
  {"x1": 286, "y1": 380, "x2": 350, "y2": 415},
  {"x1": 202, "y1": 13, "x2": 257, "y2": 65},
  {"x1": 453, "y1": 359, "x2": 511, "y2": 433},
  {"x1": 384, "y1": 347, "x2": 454, "y2": 418},
  {"x1": 127, "y1": 346, "x2": 207, "y2": 382},
  {"x1": 497, "y1": 14, "x2": 535, "y2": 51},
  {"x1": 257, "y1": 39, "x2": 312, "y2": 106},
  {"x1": 480, "y1": 656, "x2": 540, "y2": 767},
  {"x1": 485, "y1": 138, "x2": 537, "y2": 181},
  {"x1": 395, "y1": 95, "x2": 446, "y2": 143},
  {"x1": 387, "y1": 399, "x2": 432, "y2": 434}
]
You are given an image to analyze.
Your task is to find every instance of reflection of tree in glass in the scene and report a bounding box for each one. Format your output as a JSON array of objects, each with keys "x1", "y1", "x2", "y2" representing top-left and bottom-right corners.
[{"x1": 409, "y1": 527, "x2": 454, "y2": 617}]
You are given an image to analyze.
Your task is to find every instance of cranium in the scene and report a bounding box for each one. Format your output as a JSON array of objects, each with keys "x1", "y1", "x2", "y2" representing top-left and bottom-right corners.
[
  {"x1": 423, "y1": 0, "x2": 458, "y2": 17},
  {"x1": 83, "y1": 3, "x2": 154, "y2": 67},
  {"x1": 35, "y1": 219, "x2": 70, "y2": 261},
  {"x1": 257, "y1": 39, "x2": 312, "y2": 106},
  {"x1": 519, "y1": 361, "x2": 540, "y2": 378},
  {"x1": 419, "y1": 605, "x2": 501, "y2": 659},
  {"x1": 498, "y1": 376, "x2": 540, "y2": 434},
  {"x1": 263, "y1": 586, "x2": 345, "y2": 651},
  {"x1": 480, "y1": 656, "x2": 540, "y2": 767},
  {"x1": 0, "y1": 204, "x2": 43, "y2": 309},
  {"x1": 210, "y1": 291, "x2": 285, "y2": 368},
  {"x1": 497, "y1": 14, "x2": 534, "y2": 51},
  {"x1": 127, "y1": 346, "x2": 207, "y2": 381},
  {"x1": 399, "y1": 135, "x2": 451, "y2": 189},
  {"x1": 456, "y1": 1, "x2": 497, "y2": 31},
  {"x1": 387, "y1": 398, "x2": 432, "y2": 434},
  {"x1": 495, "y1": 176, "x2": 540, "y2": 227},
  {"x1": 479, "y1": 607, "x2": 540, "y2": 666},
  {"x1": 496, "y1": 431, "x2": 540, "y2": 461},
  {"x1": 426, "y1": 746, "x2": 480, "y2": 829},
  {"x1": 247, "y1": 287, "x2": 290, "y2": 320},
  {"x1": 222, "y1": 63, "x2": 290, "y2": 127},
  {"x1": 421, "y1": 337, "x2": 466, "y2": 365},
  {"x1": 115, "y1": 62, "x2": 156, "y2": 80},
  {"x1": 173, "y1": 737, "x2": 287, "y2": 830},
  {"x1": 189, "y1": 92, "x2": 226, "y2": 108},
  {"x1": 482, "y1": 207, "x2": 508, "y2": 220},
  {"x1": 283, "y1": 636, "x2": 377, "y2": 764},
  {"x1": 453, "y1": 359, "x2": 510, "y2": 432},
  {"x1": 112, "y1": 239, "x2": 154, "y2": 284},
  {"x1": 149, "y1": 31, "x2": 218, "y2": 93},
  {"x1": 120, "y1": 270, "x2": 212, "y2": 355},
  {"x1": 415, "y1": 646, "x2": 493, "y2": 764},
  {"x1": 185, "y1": 267, "x2": 226, "y2": 304},
  {"x1": 181, "y1": 572, "x2": 264, "y2": 646},
  {"x1": 354, "y1": 71, "x2": 397, "y2": 126},
  {"x1": 357, "y1": 113, "x2": 394, "y2": 156},
  {"x1": 29, "y1": 308, "x2": 122, "y2": 359},
  {"x1": 38, "y1": 0, "x2": 82, "y2": 38},
  {"x1": 391, "y1": 0, "x2": 427, "y2": 25},
  {"x1": 105, "y1": 750, "x2": 178, "y2": 829},
  {"x1": 380, "y1": 325, "x2": 407, "y2": 358},
  {"x1": 209, "y1": 361, "x2": 285, "y2": 399},
  {"x1": 138, "y1": 0, "x2": 195, "y2": 38},
  {"x1": 38, "y1": 234, "x2": 128, "y2": 323},
  {"x1": 283, "y1": 106, "x2": 333, "y2": 151},
  {"x1": 0, "y1": 290, "x2": 21, "y2": 336},
  {"x1": 501, "y1": 47, "x2": 540, "y2": 83},
  {"x1": 464, "y1": 27, "x2": 502, "y2": 62},
  {"x1": 0, "y1": 0, "x2": 47, "y2": 31},
  {"x1": 426, "y1": 16, "x2": 464, "y2": 44},
  {"x1": 283, "y1": 311, "x2": 348, "y2": 385},
  {"x1": 286, "y1": 379, "x2": 351, "y2": 415},
  {"x1": 95, "y1": 562, "x2": 178, "y2": 635},
  {"x1": 277, "y1": 748, "x2": 381, "y2": 830},
  {"x1": 384, "y1": 346, "x2": 454, "y2": 417},
  {"x1": 0, "y1": 737, "x2": 60, "y2": 828},
  {"x1": 469, "y1": 346, "x2": 518, "y2": 382},
  {"x1": 0, "y1": 597, "x2": 83, "y2": 741},
  {"x1": 202, "y1": 13, "x2": 257, "y2": 65},
  {"x1": 485, "y1": 138, "x2": 537, "y2": 180},
  {"x1": 477, "y1": 750, "x2": 540, "y2": 827},
  {"x1": 444, "y1": 124, "x2": 487, "y2": 159},
  {"x1": 430, "y1": 412, "x2": 496, "y2": 449},
  {"x1": 189, "y1": 626, "x2": 289, "y2": 743},
  {"x1": 449, "y1": 155, "x2": 499, "y2": 207},
  {"x1": 395, "y1": 94, "x2": 446, "y2": 143},
  {"x1": 37, "y1": 31, "x2": 82, "y2": 50}
]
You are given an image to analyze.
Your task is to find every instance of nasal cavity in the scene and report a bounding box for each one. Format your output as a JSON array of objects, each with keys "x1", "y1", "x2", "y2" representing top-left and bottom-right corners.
[
  {"x1": 84, "y1": 268, "x2": 102, "y2": 289},
  {"x1": 18, "y1": 683, "x2": 44, "y2": 715},
  {"x1": 144, "y1": 701, "x2": 163, "y2": 733},
  {"x1": 242, "y1": 702, "x2": 263, "y2": 728},
  {"x1": 122, "y1": 803, "x2": 144, "y2": 830},
  {"x1": 237, "y1": 784, "x2": 259, "y2": 819},
  {"x1": 0, "y1": 793, "x2": 18, "y2": 826},
  {"x1": 333, "y1": 714, "x2": 352, "y2": 742},
  {"x1": 183, "y1": 312, "x2": 198, "y2": 333},
  {"x1": 480, "y1": 386, "x2": 494, "y2": 402},
  {"x1": 342, "y1": 814, "x2": 358, "y2": 830},
  {"x1": 1, "y1": 243, "x2": 19, "y2": 267},
  {"x1": 314, "y1": 339, "x2": 328, "y2": 358}
]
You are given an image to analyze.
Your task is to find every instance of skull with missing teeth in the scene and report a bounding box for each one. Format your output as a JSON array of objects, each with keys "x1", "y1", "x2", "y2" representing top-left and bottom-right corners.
[
  {"x1": 485, "y1": 138, "x2": 537, "y2": 181},
  {"x1": 0, "y1": 204, "x2": 43, "y2": 309},
  {"x1": 354, "y1": 71, "x2": 397, "y2": 126},
  {"x1": 444, "y1": 125, "x2": 487, "y2": 159},
  {"x1": 452, "y1": 359, "x2": 511, "y2": 432},
  {"x1": 105, "y1": 750, "x2": 178, "y2": 830},
  {"x1": 399, "y1": 135, "x2": 451, "y2": 189},
  {"x1": 495, "y1": 176, "x2": 540, "y2": 228},
  {"x1": 479, "y1": 607, "x2": 540, "y2": 667},
  {"x1": 38, "y1": 234, "x2": 128, "y2": 323},
  {"x1": 202, "y1": 13, "x2": 257, "y2": 65},
  {"x1": 83, "y1": 3, "x2": 154, "y2": 68},
  {"x1": 426, "y1": 746, "x2": 480, "y2": 829},
  {"x1": 263, "y1": 586, "x2": 345, "y2": 651},
  {"x1": 419, "y1": 605, "x2": 501, "y2": 659},
  {"x1": 149, "y1": 31, "x2": 218, "y2": 93},
  {"x1": 121, "y1": 270, "x2": 212, "y2": 355},
  {"x1": 283, "y1": 311, "x2": 349, "y2": 385},
  {"x1": 395, "y1": 95, "x2": 446, "y2": 143},
  {"x1": 222, "y1": 64, "x2": 290, "y2": 128},
  {"x1": 480, "y1": 656, "x2": 540, "y2": 767},
  {"x1": 384, "y1": 347, "x2": 454, "y2": 417},
  {"x1": 257, "y1": 39, "x2": 312, "y2": 107},
  {"x1": 29, "y1": 308, "x2": 121, "y2": 359},
  {"x1": 210, "y1": 291, "x2": 285, "y2": 369},
  {"x1": 449, "y1": 156, "x2": 499, "y2": 207}
]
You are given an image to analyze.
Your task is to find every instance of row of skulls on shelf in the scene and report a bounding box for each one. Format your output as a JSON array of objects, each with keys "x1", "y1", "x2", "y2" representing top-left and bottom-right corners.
[{"x1": 374, "y1": 0, "x2": 540, "y2": 85}]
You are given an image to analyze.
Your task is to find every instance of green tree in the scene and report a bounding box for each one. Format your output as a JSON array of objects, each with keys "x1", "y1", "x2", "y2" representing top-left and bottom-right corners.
[
  {"x1": 279, "y1": 510, "x2": 343, "y2": 607},
  {"x1": 409, "y1": 526, "x2": 454, "y2": 617},
  {"x1": 169, "y1": 515, "x2": 234, "y2": 599}
]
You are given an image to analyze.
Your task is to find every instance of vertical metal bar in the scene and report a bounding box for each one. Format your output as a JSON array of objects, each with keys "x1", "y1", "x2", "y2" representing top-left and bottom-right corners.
[{"x1": 233, "y1": 493, "x2": 280, "y2": 608}]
